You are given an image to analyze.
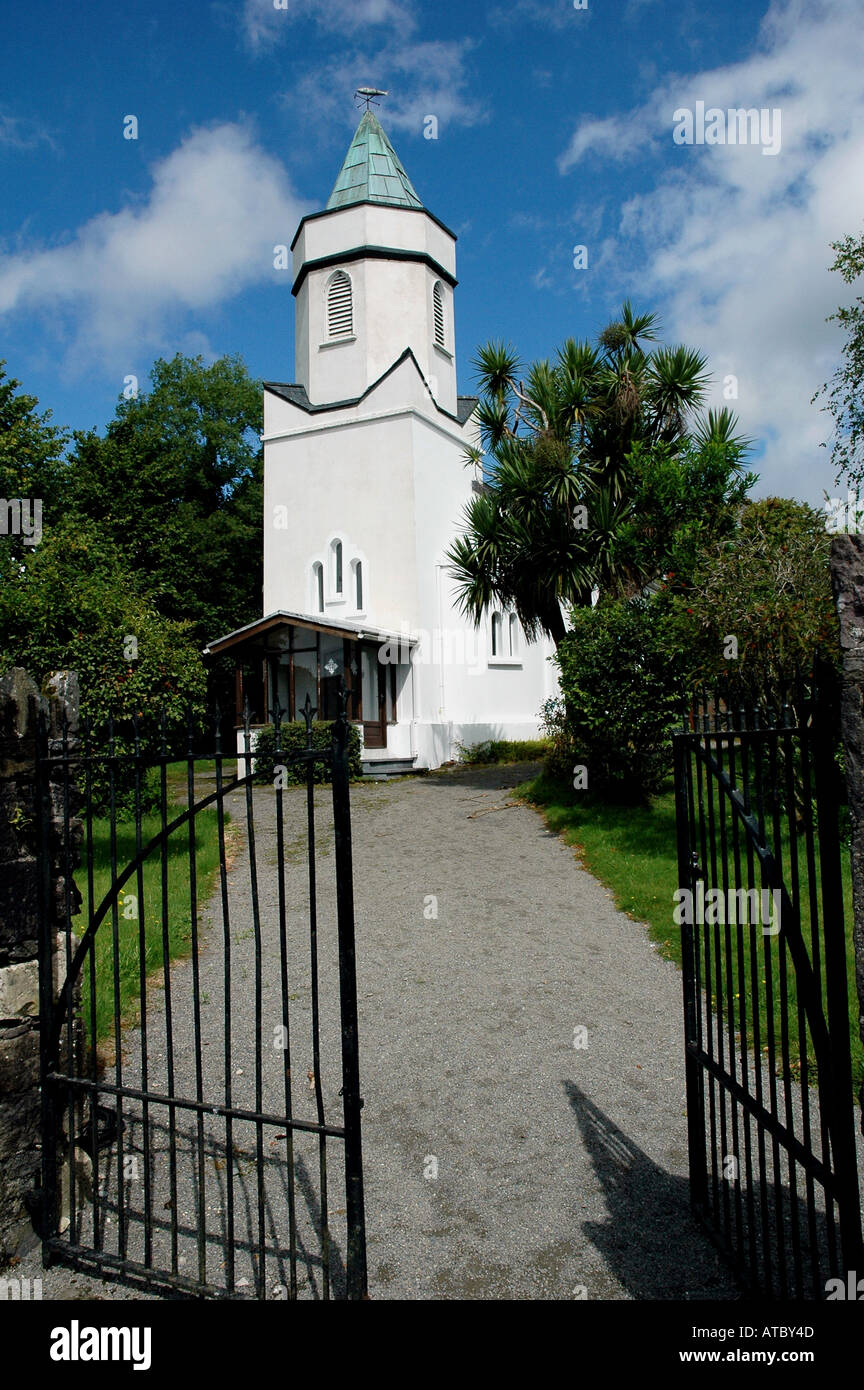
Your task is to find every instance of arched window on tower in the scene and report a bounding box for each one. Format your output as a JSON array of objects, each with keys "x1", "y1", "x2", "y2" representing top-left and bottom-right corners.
[
  {"x1": 491, "y1": 612, "x2": 502, "y2": 657},
  {"x1": 353, "y1": 559, "x2": 363, "y2": 612},
  {"x1": 432, "y1": 281, "x2": 446, "y2": 350},
  {"x1": 331, "y1": 539, "x2": 343, "y2": 595},
  {"x1": 326, "y1": 270, "x2": 353, "y2": 339},
  {"x1": 312, "y1": 562, "x2": 324, "y2": 614},
  {"x1": 508, "y1": 614, "x2": 519, "y2": 657}
]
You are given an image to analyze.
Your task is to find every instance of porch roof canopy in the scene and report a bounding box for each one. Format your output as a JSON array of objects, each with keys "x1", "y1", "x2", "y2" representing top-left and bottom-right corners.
[{"x1": 203, "y1": 609, "x2": 420, "y2": 659}]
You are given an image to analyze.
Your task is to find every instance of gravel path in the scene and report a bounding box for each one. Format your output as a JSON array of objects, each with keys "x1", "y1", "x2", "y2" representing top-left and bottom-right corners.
[{"x1": 17, "y1": 762, "x2": 739, "y2": 1301}]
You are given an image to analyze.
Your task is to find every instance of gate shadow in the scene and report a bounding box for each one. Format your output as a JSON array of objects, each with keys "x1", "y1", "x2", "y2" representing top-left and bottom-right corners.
[
  {"x1": 563, "y1": 1081, "x2": 741, "y2": 1300},
  {"x1": 86, "y1": 1112, "x2": 347, "y2": 1300}
]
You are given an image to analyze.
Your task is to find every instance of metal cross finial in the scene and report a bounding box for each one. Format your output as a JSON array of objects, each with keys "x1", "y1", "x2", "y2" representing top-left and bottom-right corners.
[{"x1": 355, "y1": 87, "x2": 388, "y2": 110}]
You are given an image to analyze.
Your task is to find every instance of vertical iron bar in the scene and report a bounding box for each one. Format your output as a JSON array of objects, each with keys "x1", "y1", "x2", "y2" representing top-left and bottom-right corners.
[
  {"x1": 694, "y1": 710, "x2": 719, "y2": 1226},
  {"x1": 273, "y1": 703, "x2": 299, "y2": 1299},
  {"x1": 186, "y1": 713, "x2": 207, "y2": 1285},
  {"x1": 158, "y1": 713, "x2": 179, "y2": 1274},
  {"x1": 331, "y1": 694, "x2": 367, "y2": 1301},
  {"x1": 36, "y1": 706, "x2": 59, "y2": 1258},
  {"x1": 107, "y1": 714, "x2": 126, "y2": 1261},
  {"x1": 811, "y1": 665, "x2": 864, "y2": 1277},
  {"x1": 133, "y1": 715, "x2": 152, "y2": 1268},
  {"x1": 726, "y1": 707, "x2": 759, "y2": 1286},
  {"x1": 84, "y1": 719, "x2": 101, "y2": 1252},
  {"x1": 242, "y1": 711, "x2": 267, "y2": 1299},
  {"x1": 213, "y1": 714, "x2": 235, "y2": 1294},
  {"x1": 797, "y1": 675, "x2": 829, "y2": 1288},
  {"x1": 60, "y1": 714, "x2": 77, "y2": 1247},
  {"x1": 305, "y1": 708, "x2": 330, "y2": 1300},
  {"x1": 674, "y1": 732, "x2": 708, "y2": 1217}
]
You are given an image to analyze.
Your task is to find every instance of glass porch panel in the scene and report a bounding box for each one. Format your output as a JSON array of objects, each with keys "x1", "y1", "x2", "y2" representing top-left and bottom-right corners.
[
  {"x1": 320, "y1": 633, "x2": 345, "y2": 721},
  {"x1": 293, "y1": 647, "x2": 316, "y2": 720}
]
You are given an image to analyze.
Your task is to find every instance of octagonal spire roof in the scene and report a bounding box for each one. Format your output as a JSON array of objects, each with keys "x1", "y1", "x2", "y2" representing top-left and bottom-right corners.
[{"x1": 326, "y1": 109, "x2": 424, "y2": 212}]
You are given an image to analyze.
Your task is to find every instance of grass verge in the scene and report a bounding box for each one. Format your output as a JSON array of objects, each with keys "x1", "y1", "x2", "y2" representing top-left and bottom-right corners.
[{"x1": 79, "y1": 768, "x2": 228, "y2": 1048}]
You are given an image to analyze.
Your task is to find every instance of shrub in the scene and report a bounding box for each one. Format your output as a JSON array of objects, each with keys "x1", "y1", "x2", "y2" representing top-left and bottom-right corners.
[
  {"x1": 657, "y1": 497, "x2": 839, "y2": 704},
  {"x1": 249, "y1": 720, "x2": 362, "y2": 785},
  {"x1": 455, "y1": 738, "x2": 550, "y2": 765},
  {"x1": 549, "y1": 598, "x2": 682, "y2": 799}
]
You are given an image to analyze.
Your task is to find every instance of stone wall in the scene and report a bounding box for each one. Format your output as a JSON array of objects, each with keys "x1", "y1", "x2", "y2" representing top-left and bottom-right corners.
[
  {"x1": 0, "y1": 668, "x2": 81, "y2": 1264},
  {"x1": 829, "y1": 536, "x2": 864, "y2": 1128}
]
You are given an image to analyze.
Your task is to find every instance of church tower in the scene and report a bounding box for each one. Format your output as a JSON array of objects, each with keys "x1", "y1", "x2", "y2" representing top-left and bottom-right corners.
[{"x1": 292, "y1": 109, "x2": 458, "y2": 415}]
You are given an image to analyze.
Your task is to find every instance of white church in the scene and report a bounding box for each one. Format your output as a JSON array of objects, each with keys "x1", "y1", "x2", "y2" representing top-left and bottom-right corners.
[{"x1": 206, "y1": 105, "x2": 557, "y2": 773}]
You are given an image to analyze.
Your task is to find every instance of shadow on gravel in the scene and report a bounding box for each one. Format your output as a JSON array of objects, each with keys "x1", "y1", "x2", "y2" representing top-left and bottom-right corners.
[
  {"x1": 418, "y1": 761, "x2": 545, "y2": 793},
  {"x1": 564, "y1": 1082, "x2": 742, "y2": 1300}
]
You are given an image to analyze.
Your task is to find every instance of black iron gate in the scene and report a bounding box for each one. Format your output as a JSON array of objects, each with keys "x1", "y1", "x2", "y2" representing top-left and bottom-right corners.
[
  {"x1": 34, "y1": 690, "x2": 367, "y2": 1300},
  {"x1": 673, "y1": 675, "x2": 863, "y2": 1298}
]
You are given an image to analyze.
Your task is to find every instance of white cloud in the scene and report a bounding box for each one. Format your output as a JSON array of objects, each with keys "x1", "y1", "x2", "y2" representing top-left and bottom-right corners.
[
  {"x1": 0, "y1": 109, "x2": 55, "y2": 152},
  {"x1": 0, "y1": 123, "x2": 310, "y2": 369},
  {"x1": 558, "y1": 0, "x2": 864, "y2": 503},
  {"x1": 287, "y1": 37, "x2": 486, "y2": 141},
  {"x1": 241, "y1": 0, "x2": 415, "y2": 51},
  {"x1": 558, "y1": 114, "x2": 654, "y2": 173}
]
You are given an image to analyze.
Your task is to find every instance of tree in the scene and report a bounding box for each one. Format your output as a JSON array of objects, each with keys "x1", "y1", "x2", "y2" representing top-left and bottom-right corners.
[
  {"x1": 0, "y1": 360, "x2": 69, "y2": 570},
  {"x1": 657, "y1": 497, "x2": 838, "y2": 703},
  {"x1": 65, "y1": 354, "x2": 263, "y2": 647},
  {"x1": 446, "y1": 305, "x2": 753, "y2": 646},
  {"x1": 0, "y1": 514, "x2": 207, "y2": 808},
  {"x1": 813, "y1": 228, "x2": 864, "y2": 487}
]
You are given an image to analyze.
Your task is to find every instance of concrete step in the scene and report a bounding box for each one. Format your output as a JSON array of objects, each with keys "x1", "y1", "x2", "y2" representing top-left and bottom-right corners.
[{"x1": 360, "y1": 757, "x2": 418, "y2": 780}]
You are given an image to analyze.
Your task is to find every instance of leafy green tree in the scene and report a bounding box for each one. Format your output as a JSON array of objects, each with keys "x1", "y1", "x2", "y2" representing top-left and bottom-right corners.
[
  {"x1": 610, "y1": 424, "x2": 756, "y2": 591},
  {"x1": 814, "y1": 228, "x2": 864, "y2": 486},
  {"x1": 0, "y1": 515, "x2": 207, "y2": 808},
  {"x1": 657, "y1": 497, "x2": 838, "y2": 703},
  {"x1": 66, "y1": 354, "x2": 263, "y2": 646},
  {"x1": 447, "y1": 305, "x2": 753, "y2": 645},
  {"x1": 0, "y1": 360, "x2": 69, "y2": 569}
]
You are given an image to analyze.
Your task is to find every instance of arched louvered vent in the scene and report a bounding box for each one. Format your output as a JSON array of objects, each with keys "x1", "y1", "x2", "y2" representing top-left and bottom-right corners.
[
  {"x1": 327, "y1": 271, "x2": 353, "y2": 339},
  {"x1": 433, "y1": 281, "x2": 445, "y2": 349}
]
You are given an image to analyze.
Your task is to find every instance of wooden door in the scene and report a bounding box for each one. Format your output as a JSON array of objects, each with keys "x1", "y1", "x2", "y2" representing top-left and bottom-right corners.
[{"x1": 361, "y1": 648, "x2": 387, "y2": 749}]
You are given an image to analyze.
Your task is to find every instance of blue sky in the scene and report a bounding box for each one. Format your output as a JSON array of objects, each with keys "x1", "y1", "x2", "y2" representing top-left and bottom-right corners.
[{"x1": 2, "y1": 0, "x2": 863, "y2": 504}]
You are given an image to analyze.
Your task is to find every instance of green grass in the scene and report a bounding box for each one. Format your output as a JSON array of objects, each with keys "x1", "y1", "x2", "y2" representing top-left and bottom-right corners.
[
  {"x1": 455, "y1": 737, "x2": 551, "y2": 766},
  {"x1": 162, "y1": 757, "x2": 221, "y2": 801},
  {"x1": 79, "y1": 771, "x2": 227, "y2": 1048},
  {"x1": 518, "y1": 771, "x2": 863, "y2": 1097}
]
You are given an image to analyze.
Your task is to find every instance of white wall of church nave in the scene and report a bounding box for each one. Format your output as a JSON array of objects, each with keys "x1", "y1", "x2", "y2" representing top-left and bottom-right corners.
[
  {"x1": 408, "y1": 415, "x2": 556, "y2": 726},
  {"x1": 262, "y1": 415, "x2": 421, "y2": 628}
]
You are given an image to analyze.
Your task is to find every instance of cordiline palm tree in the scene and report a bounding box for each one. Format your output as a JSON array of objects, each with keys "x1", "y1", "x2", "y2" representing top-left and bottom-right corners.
[{"x1": 446, "y1": 303, "x2": 734, "y2": 648}]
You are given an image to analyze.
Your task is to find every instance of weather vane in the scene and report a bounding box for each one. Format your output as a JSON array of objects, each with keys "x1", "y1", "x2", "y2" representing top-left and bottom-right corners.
[{"x1": 355, "y1": 87, "x2": 388, "y2": 110}]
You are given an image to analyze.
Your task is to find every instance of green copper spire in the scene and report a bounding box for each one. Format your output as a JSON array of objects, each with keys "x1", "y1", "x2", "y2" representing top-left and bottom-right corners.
[{"x1": 326, "y1": 109, "x2": 424, "y2": 212}]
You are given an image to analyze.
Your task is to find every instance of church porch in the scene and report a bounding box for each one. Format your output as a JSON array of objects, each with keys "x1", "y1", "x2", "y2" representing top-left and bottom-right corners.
[{"x1": 203, "y1": 610, "x2": 417, "y2": 777}]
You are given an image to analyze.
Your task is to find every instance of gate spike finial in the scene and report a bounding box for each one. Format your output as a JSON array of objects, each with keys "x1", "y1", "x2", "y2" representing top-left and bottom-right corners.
[{"x1": 302, "y1": 691, "x2": 316, "y2": 741}]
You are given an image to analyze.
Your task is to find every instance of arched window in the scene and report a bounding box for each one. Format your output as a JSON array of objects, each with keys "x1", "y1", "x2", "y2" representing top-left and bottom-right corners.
[
  {"x1": 331, "y1": 539, "x2": 343, "y2": 595},
  {"x1": 354, "y1": 560, "x2": 363, "y2": 612},
  {"x1": 491, "y1": 612, "x2": 502, "y2": 657},
  {"x1": 312, "y1": 562, "x2": 324, "y2": 614},
  {"x1": 327, "y1": 270, "x2": 353, "y2": 339},
  {"x1": 432, "y1": 281, "x2": 445, "y2": 349},
  {"x1": 508, "y1": 614, "x2": 519, "y2": 657}
]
